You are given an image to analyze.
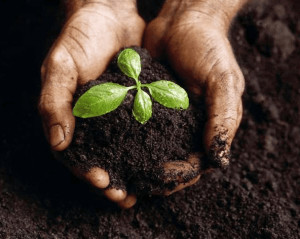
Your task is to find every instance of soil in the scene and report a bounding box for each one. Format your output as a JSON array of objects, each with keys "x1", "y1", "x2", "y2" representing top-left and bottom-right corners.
[
  {"x1": 0, "y1": 0, "x2": 300, "y2": 238},
  {"x1": 63, "y1": 47, "x2": 205, "y2": 193}
]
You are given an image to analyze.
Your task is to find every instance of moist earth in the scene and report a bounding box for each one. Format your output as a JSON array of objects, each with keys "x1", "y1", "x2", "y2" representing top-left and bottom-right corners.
[
  {"x1": 63, "y1": 47, "x2": 205, "y2": 193},
  {"x1": 0, "y1": 0, "x2": 299, "y2": 238}
]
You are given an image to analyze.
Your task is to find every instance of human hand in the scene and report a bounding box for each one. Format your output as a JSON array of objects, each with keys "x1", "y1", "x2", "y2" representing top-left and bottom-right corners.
[
  {"x1": 144, "y1": 0, "x2": 247, "y2": 189},
  {"x1": 39, "y1": 0, "x2": 145, "y2": 208}
]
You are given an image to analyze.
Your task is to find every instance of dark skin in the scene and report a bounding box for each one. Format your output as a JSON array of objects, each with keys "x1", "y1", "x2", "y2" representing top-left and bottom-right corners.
[{"x1": 39, "y1": 0, "x2": 247, "y2": 208}]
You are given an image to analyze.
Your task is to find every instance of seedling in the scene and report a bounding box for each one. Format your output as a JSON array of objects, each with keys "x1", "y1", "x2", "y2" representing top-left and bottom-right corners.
[{"x1": 73, "y1": 48, "x2": 189, "y2": 124}]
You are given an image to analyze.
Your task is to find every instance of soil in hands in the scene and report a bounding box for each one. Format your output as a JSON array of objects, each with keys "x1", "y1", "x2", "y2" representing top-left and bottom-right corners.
[{"x1": 63, "y1": 47, "x2": 206, "y2": 194}]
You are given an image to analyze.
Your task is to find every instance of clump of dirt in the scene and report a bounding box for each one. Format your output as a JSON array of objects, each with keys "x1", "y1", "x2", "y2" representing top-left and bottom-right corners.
[{"x1": 63, "y1": 47, "x2": 206, "y2": 193}]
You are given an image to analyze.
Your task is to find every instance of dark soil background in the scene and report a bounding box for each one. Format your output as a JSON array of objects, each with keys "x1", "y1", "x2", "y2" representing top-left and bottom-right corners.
[{"x1": 0, "y1": 0, "x2": 299, "y2": 238}]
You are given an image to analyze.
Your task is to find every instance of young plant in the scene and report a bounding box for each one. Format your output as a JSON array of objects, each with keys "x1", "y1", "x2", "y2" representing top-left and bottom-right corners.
[{"x1": 73, "y1": 48, "x2": 189, "y2": 124}]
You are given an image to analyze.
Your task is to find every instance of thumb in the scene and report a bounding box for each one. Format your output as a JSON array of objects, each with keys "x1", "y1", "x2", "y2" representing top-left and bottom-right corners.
[
  {"x1": 39, "y1": 46, "x2": 78, "y2": 151},
  {"x1": 204, "y1": 70, "x2": 244, "y2": 169}
]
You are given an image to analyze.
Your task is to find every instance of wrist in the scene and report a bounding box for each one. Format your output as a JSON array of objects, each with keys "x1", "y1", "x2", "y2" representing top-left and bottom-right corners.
[
  {"x1": 217, "y1": 0, "x2": 248, "y2": 29},
  {"x1": 63, "y1": 0, "x2": 85, "y2": 17},
  {"x1": 160, "y1": 0, "x2": 248, "y2": 33},
  {"x1": 63, "y1": 0, "x2": 137, "y2": 17},
  {"x1": 186, "y1": 0, "x2": 248, "y2": 32},
  {"x1": 208, "y1": 0, "x2": 248, "y2": 31}
]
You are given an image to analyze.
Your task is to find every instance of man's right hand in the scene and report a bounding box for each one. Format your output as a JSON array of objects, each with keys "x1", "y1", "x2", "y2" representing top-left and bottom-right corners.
[{"x1": 38, "y1": 0, "x2": 145, "y2": 208}]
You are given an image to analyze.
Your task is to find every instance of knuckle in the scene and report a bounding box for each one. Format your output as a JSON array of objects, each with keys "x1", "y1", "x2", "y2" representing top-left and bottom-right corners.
[
  {"x1": 231, "y1": 71, "x2": 245, "y2": 97},
  {"x1": 40, "y1": 63, "x2": 46, "y2": 80},
  {"x1": 209, "y1": 69, "x2": 245, "y2": 96},
  {"x1": 48, "y1": 50, "x2": 66, "y2": 67},
  {"x1": 47, "y1": 45, "x2": 76, "y2": 74},
  {"x1": 38, "y1": 94, "x2": 54, "y2": 115},
  {"x1": 220, "y1": 71, "x2": 237, "y2": 86},
  {"x1": 237, "y1": 72, "x2": 245, "y2": 95},
  {"x1": 38, "y1": 96, "x2": 46, "y2": 114}
]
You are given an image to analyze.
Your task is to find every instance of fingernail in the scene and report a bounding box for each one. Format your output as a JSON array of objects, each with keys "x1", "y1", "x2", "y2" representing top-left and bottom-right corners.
[{"x1": 49, "y1": 124, "x2": 65, "y2": 148}]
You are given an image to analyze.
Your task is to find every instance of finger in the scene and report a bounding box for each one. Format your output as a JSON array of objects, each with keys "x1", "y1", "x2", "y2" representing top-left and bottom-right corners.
[
  {"x1": 81, "y1": 167, "x2": 110, "y2": 189},
  {"x1": 118, "y1": 194, "x2": 137, "y2": 209},
  {"x1": 164, "y1": 175, "x2": 200, "y2": 196},
  {"x1": 164, "y1": 154, "x2": 201, "y2": 180},
  {"x1": 165, "y1": 154, "x2": 216, "y2": 195},
  {"x1": 39, "y1": 46, "x2": 78, "y2": 151},
  {"x1": 158, "y1": 154, "x2": 202, "y2": 195},
  {"x1": 204, "y1": 70, "x2": 244, "y2": 168},
  {"x1": 103, "y1": 188, "x2": 127, "y2": 202}
]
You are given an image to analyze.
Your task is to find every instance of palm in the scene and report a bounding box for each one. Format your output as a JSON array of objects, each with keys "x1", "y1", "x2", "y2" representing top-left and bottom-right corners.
[{"x1": 48, "y1": 5, "x2": 144, "y2": 85}]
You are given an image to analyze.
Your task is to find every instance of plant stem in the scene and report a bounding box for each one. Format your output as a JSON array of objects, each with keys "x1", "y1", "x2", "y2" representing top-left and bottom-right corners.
[
  {"x1": 127, "y1": 85, "x2": 137, "y2": 90},
  {"x1": 136, "y1": 81, "x2": 142, "y2": 91},
  {"x1": 132, "y1": 77, "x2": 139, "y2": 86}
]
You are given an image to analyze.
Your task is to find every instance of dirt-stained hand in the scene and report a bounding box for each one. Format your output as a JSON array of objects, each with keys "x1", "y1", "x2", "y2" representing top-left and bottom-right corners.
[
  {"x1": 144, "y1": 0, "x2": 247, "y2": 194},
  {"x1": 39, "y1": 0, "x2": 145, "y2": 208}
]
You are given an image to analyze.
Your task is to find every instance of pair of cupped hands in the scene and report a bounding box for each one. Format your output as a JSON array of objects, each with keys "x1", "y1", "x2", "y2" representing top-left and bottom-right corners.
[{"x1": 39, "y1": 0, "x2": 246, "y2": 208}]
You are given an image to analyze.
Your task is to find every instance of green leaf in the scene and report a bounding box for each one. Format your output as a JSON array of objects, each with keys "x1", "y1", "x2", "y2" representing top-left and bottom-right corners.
[
  {"x1": 133, "y1": 89, "x2": 152, "y2": 124},
  {"x1": 145, "y1": 80, "x2": 189, "y2": 109},
  {"x1": 73, "y1": 83, "x2": 129, "y2": 118},
  {"x1": 117, "y1": 48, "x2": 141, "y2": 82}
]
